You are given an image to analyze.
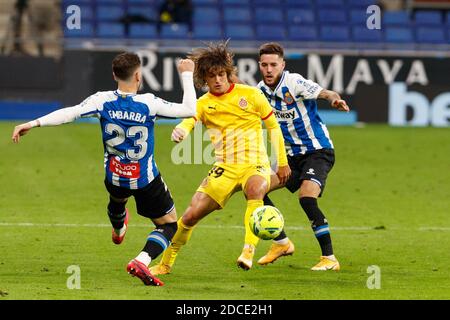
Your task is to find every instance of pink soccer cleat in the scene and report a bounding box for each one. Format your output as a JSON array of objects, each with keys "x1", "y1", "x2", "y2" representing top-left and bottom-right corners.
[
  {"x1": 112, "y1": 209, "x2": 129, "y2": 245},
  {"x1": 127, "y1": 259, "x2": 164, "y2": 286}
]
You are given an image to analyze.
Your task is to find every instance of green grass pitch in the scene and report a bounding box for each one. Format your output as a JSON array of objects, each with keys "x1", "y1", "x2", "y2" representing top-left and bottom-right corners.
[{"x1": 0, "y1": 122, "x2": 449, "y2": 300}]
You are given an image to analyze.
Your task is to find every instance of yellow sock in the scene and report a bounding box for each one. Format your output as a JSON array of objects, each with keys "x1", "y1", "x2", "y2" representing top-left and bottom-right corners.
[
  {"x1": 244, "y1": 199, "x2": 263, "y2": 248},
  {"x1": 160, "y1": 218, "x2": 195, "y2": 267}
]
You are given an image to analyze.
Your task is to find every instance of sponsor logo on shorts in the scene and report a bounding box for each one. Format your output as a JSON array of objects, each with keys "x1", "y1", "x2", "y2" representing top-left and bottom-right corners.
[{"x1": 306, "y1": 168, "x2": 315, "y2": 175}]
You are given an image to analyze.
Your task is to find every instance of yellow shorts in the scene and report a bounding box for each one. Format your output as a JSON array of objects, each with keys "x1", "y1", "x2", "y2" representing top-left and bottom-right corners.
[{"x1": 197, "y1": 163, "x2": 271, "y2": 208}]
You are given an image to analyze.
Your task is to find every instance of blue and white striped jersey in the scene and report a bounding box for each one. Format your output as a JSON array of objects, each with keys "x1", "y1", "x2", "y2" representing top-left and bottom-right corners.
[
  {"x1": 257, "y1": 71, "x2": 333, "y2": 156},
  {"x1": 37, "y1": 75, "x2": 196, "y2": 190}
]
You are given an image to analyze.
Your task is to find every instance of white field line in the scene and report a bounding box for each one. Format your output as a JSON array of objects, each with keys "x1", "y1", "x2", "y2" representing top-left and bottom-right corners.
[{"x1": 0, "y1": 222, "x2": 449, "y2": 231}]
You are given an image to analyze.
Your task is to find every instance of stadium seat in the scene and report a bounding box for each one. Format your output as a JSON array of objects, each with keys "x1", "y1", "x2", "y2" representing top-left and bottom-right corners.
[
  {"x1": 285, "y1": 0, "x2": 311, "y2": 6},
  {"x1": 318, "y1": 9, "x2": 347, "y2": 24},
  {"x1": 64, "y1": 22, "x2": 95, "y2": 38},
  {"x1": 288, "y1": 25, "x2": 318, "y2": 41},
  {"x1": 193, "y1": 23, "x2": 222, "y2": 40},
  {"x1": 347, "y1": 0, "x2": 376, "y2": 8},
  {"x1": 127, "y1": 6, "x2": 158, "y2": 22},
  {"x1": 96, "y1": 5, "x2": 124, "y2": 21},
  {"x1": 222, "y1": 0, "x2": 250, "y2": 6},
  {"x1": 254, "y1": 8, "x2": 284, "y2": 24},
  {"x1": 193, "y1": 7, "x2": 221, "y2": 24},
  {"x1": 127, "y1": 0, "x2": 159, "y2": 4},
  {"x1": 160, "y1": 23, "x2": 190, "y2": 39},
  {"x1": 382, "y1": 11, "x2": 410, "y2": 26},
  {"x1": 350, "y1": 9, "x2": 368, "y2": 25},
  {"x1": 223, "y1": 7, "x2": 252, "y2": 23},
  {"x1": 320, "y1": 25, "x2": 350, "y2": 42},
  {"x1": 97, "y1": 22, "x2": 125, "y2": 38},
  {"x1": 316, "y1": 0, "x2": 345, "y2": 8},
  {"x1": 129, "y1": 23, "x2": 158, "y2": 39},
  {"x1": 225, "y1": 24, "x2": 255, "y2": 40},
  {"x1": 414, "y1": 10, "x2": 443, "y2": 26},
  {"x1": 287, "y1": 9, "x2": 315, "y2": 25},
  {"x1": 415, "y1": 27, "x2": 447, "y2": 44},
  {"x1": 384, "y1": 27, "x2": 414, "y2": 43},
  {"x1": 352, "y1": 26, "x2": 383, "y2": 42},
  {"x1": 63, "y1": 5, "x2": 94, "y2": 21},
  {"x1": 191, "y1": 0, "x2": 219, "y2": 5},
  {"x1": 256, "y1": 24, "x2": 286, "y2": 41},
  {"x1": 254, "y1": 0, "x2": 280, "y2": 5},
  {"x1": 446, "y1": 11, "x2": 450, "y2": 25}
]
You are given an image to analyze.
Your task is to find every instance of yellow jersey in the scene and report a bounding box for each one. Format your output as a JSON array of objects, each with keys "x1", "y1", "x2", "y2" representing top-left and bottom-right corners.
[{"x1": 177, "y1": 83, "x2": 288, "y2": 167}]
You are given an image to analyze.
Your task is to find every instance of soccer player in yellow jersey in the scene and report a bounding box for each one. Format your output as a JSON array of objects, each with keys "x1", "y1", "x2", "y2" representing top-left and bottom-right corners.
[{"x1": 150, "y1": 41, "x2": 291, "y2": 274}]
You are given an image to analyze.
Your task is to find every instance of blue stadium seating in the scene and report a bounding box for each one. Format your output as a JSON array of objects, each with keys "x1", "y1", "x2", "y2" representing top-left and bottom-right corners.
[
  {"x1": 320, "y1": 25, "x2": 351, "y2": 42},
  {"x1": 222, "y1": 0, "x2": 250, "y2": 5},
  {"x1": 385, "y1": 27, "x2": 414, "y2": 43},
  {"x1": 318, "y1": 9, "x2": 347, "y2": 23},
  {"x1": 287, "y1": 9, "x2": 315, "y2": 25},
  {"x1": 129, "y1": 23, "x2": 158, "y2": 38},
  {"x1": 414, "y1": 10, "x2": 443, "y2": 26},
  {"x1": 254, "y1": 0, "x2": 281, "y2": 5},
  {"x1": 285, "y1": 0, "x2": 311, "y2": 6},
  {"x1": 160, "y1": 23, "x2": 190, "y2": 39},
  {"x1": 64, "y1": 22, "x2": 95, "y2": 38},
  {"x1": 193, "y1": 7, "x2": 221, "y2": 24},
  {"x1": 97, "y1": 23, "x2": 125, "y2": 38},
  {"x1": 288, "y1": 25, "x2": 318, "y2": 41},
  {"x1": 350, "y1": 9, "x2": 368, "y2": 24},
  {"x1": 254, "y1": 8, "x2": 284, "y2": 24},
  {"x1": 347, "y1": 0, "x2": 376, "y2": 8},
  {"x1": 446, "y1": 11, "x2": 450, "y2": 25},
  {"x1": 316, "y1": 0, "x2": 345, "y2": 8},
  {"x1": 225, "y1": 24, "x2": 255, "y2": 40},
  {"x1": 191, "y1": 0, "x2": 219, "y2": 5},
  {"x1": 96, "y1": 5, "x2": 124, "y2": 21},
  {"x1": 256, "y1": 24, "x2": 286, "y2": 41},
  {"x1": 97, "y1": 0, "x2": 124, "y2": 5},
  {"x1": 415, "y1": 27, "x2": 447, "y2": 44},
  {"x1": 193, "y1": 24, "x2": 222, "y2": 40},
  {"x1": 223, "y1": 7, "x2": 252, "y2": 23},
  {"x1": 382, "y1": 11, "x2": 410, "y2": 26},
  {"x1": 127, "y1": 6, "x2": 158, "y2": 21},
  {"x1": 352, "y1": 26, "x2": 383, "y2": 42},
  {"x1": 63, "y1": 5, "x2": 94, "y2": 21},
  {"x1": 127, "y1": 0, "x2": 160, "y2": 4}
]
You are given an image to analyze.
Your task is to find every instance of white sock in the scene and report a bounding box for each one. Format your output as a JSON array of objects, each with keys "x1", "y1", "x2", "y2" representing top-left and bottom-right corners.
[
  {"x1": 325, "y1": 254, "x2": 336, "y2": 261},
  {"x1": 274, "y1": 237, "x2": 289, "y2": 245},
  {"x1": 135, "y1": 252, "x2": 152, "y2": 267}
]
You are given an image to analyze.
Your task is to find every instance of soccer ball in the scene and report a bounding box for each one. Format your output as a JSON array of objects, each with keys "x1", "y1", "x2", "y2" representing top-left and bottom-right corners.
[{"x1": 249, "y1": 205, "x2": 284, "y2": 240}]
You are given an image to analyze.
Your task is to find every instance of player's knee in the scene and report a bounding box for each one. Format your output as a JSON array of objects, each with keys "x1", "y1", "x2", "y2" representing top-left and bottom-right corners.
[
  {"x1": 299, "y1": 180, "x2": 321, "y2": 198},
  {"x1": 245, "y1": 181, "x2": 267, "y2": 199}
]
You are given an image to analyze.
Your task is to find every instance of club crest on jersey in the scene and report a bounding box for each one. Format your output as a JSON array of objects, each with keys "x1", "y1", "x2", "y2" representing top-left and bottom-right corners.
[
  {"x1": 238, "y1": 97, "x2": 248, "y2": 109},
  {"x1": 283, "y1": 92, "x2": 294, "y2": 105}
]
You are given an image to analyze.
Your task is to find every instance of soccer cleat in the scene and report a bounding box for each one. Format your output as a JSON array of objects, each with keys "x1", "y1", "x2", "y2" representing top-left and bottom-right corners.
[
  {"x1": 112, "y1": 209, "x2": 129, "y2": 245},
  {"x1": 127, "y1": 259, "x2": 164, "y2": 286},
  {"x1": 257, "y1": 240, "x2": 295, "y2": 265},
  {"x1": 311, "y1": 256, "x2": 340, "y2": 271},
  {"x1": 237, "y1": 245, "x2": 255, "y2": 270},
  {"x1": 149, "y1": 262, "x2": 172, "y2": 276}
]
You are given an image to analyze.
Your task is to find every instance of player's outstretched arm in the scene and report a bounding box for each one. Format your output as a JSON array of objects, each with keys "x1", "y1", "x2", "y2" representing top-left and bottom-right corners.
[
  {"x1": 11, "y1": 105, "x2": 84, "y2": 143},
  {"x1": 318, "y1": 89, "x2": 350, "y2": 112},
  {"x1": 12, "y1": 120, "x2": 39, "y2": 143}
]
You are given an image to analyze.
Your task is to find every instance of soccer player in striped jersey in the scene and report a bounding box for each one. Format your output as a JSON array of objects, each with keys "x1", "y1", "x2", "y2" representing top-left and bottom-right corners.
[
  {"x1": 256, "y1": 43, "x2": 350, "y2": 271},
  {"x1": 149, "y1": 41, "x2": 291, "y2": 275},
  {"x1": 11, "y1": 52, "x2": 197, "y2": 285}
]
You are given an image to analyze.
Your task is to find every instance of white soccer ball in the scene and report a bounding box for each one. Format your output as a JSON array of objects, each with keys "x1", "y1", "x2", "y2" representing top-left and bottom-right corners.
[{"x1": 249, "y1": 205, "x2": 284, "y2": 240}]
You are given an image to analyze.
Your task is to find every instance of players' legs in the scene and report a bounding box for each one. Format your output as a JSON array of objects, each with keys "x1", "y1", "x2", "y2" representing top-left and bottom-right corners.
[
  {"x1": 108, "y1": 195, "x2": 129, "y2": 235},
  {"x1": 299, "y1": 179, "x2": 334, "y2": 256},
  {"x1": 299, "y1": 179, "x2": 339, "y2": 271},
  {"x1": 236, "y1": 174, "x2": 269, "y2": 270},
  {"x1": 151, "y1": 191, "x2": 220, "y2": 274},
  {"x1": 257, "y1": 173, "x2": 295, "y2": 266}
]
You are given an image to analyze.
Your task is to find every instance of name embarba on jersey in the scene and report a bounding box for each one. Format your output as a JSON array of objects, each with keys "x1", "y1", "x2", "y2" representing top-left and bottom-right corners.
[
  {"x1": 77, "y1": 90, "x2": 176, "y2": 189},
  {"x1": 257, "y1": 71, "x2": 334, "y2": 156}
]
